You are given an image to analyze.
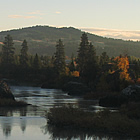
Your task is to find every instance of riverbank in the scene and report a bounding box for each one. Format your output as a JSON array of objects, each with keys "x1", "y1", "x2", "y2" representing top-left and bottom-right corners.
[
  {"x1": 46, "y1": 104, "x2": 140, "y2": 138},
  {"x1": 0, "y1": 99, "x2": 28, "y2": 107}
]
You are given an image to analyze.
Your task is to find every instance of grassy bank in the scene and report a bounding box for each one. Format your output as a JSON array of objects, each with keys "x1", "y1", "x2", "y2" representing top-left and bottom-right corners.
[
  {"x1": 0, "y1": 99, "x2": 28, "y2": 107},
  {"x1": 46, "y1": 104, "x2": 140, "y2": 137}
]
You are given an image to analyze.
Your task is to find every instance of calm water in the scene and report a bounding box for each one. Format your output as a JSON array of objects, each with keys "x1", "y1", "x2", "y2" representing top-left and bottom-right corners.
[{"x1": 0, "y1": 86, "x2": 136, "y2": 140}]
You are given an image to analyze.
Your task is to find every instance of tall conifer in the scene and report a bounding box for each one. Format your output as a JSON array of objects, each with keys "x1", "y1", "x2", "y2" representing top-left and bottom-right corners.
[
  {"x1": 33, "y1": 53, "x2": 41, "y2": 69},
  {"x1": 20, "y1": 40, "x2": 29, "y2": 67},
  {"x1": 2, "y1": 35, "x2": 15, "y2": 65},
  {"x1": 84, "y1": 43, "x2": 98, "y2": 86},
  {"x1": 54, "y1": 39, "x2": 66, "y2": 75},
  {"x1": 77, "y1": 33, "x2": 89, "y2": 77}
]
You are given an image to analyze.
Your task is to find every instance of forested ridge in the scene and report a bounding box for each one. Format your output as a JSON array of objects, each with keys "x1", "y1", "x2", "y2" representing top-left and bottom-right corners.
[{"x1": 0, "y1": 25, "x2": 140, "y2": 57}]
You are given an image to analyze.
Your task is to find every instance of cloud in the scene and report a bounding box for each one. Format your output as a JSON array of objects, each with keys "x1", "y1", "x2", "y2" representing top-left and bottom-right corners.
[
  {"x1": 80, "y1": 27, "x2": 140, "y2": 41},
  {"x1": 55, "y1": 11, "x2": 61, "y2": 14},
  {"x1": 8, "y1": 15, "x2": 36, "y2": 19},
  {"x1": 8, "y1": 11, "x2": 44, "y2": 20},
  {"x1": 8, "y1": 15, "x2": 22, "y2": 18},
  {"x1": 28, "y1": 10, "x2": 45, "y2": 15},
  {"x1": 24, "y1": 16, "x2": 36, "y2": 19}
]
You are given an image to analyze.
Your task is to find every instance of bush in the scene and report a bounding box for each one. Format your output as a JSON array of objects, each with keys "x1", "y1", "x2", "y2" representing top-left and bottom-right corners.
[
  {"x1": 46, "y1": 105, "x2": 140, "y2": 136},
  {"x1": 120, "y1": 102, "x2": 140, "y2": 119},
  {"x1": 99, "y1": 95, "x2": 128, "y2": 107}
]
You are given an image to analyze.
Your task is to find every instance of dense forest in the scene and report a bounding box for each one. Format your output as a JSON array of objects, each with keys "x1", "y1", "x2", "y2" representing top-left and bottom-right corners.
[
  {"x1": 0, "y1": 25, "x2": 140, "y2": 57},
  {"x1": 0, "y1": 33, "x2": 140, "y2": 93}
]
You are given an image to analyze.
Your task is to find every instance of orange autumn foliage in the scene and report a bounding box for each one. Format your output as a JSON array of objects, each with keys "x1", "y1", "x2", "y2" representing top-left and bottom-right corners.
[
  {"x1": 65, "y1": 67, "x2": 79, "y2": 77},
  {"x1": 114, "y1": 56, "x2": 130, "y2": 81},
  {"x1": 71, "y1": 71, "x2": 79, "y2": 77},
  {"x1": 65, "y1": 67, "x2": 70, "y2": 76}
]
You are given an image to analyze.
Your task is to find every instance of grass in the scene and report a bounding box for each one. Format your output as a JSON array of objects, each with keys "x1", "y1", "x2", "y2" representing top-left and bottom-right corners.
[
  {"x1": 46, "y1": 104, "x2": 140, "y2": 137},
  {"x1": 0, "y1": 99, "x2": 28, "y2": 107},
  {"x1": 120, "y1": 102, "x2": 140, "y2": 119}
]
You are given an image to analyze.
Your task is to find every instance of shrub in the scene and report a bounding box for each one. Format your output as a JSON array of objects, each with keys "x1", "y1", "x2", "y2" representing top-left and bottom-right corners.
[
  {"x1": 120, "y1": 102, "x2": 140, "y2": 119},
  {"x1": 99, "y1": 95, "x2": 128, "y2": 107},
  {"x1": 47, "y1": 105, "x2": 140, "y2": 137}
]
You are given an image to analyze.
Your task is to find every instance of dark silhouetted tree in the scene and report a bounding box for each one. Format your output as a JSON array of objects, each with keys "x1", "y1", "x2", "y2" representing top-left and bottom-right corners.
[
  {"x1": 83, "y1": 43, "x2": 98, "y2": 87},
  {"x1": 69, "y1": 53, "x2": 76, "y2": 72},
  {"x1": 100, "y1": 52, "x2": 109, "y2": 66},
  {"x1": 1, "y1": 35, "x2": 15, "y2": 65},
  {"x1": 20, "y1": 40, "x2": 29, "y2": 67},
  {"x1": 77, "y1": 32, "x2": 89, "y2": 77},
  {"x1": 54, "y1": 39, "x2": 66, "y2": 75},
  {"x1": 33, "y1": 53, "x2": 41, "y2": 69}
]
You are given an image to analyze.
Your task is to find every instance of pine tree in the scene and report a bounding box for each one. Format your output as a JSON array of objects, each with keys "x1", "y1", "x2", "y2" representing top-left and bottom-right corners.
[
  {"x1": 1, "y1": 35, "x2": 15, "y2": 65},
  {"x1": 50, "y1": 55, "x2": 55, "y2": 67},
  {"x1": 41, "y1": 55, "x2": 50, "y2": 67},
  {"x1": 29, "y1": 56, "x2": 33, "y2": 67},
  {"x1": 33, "y1": 53, "x2": 41, "y2": 69},
  {"x1": 69, "y1": 53, "x2": 76, "y2": 72},
  {"x1": 83, "y1": 43, "x2": 98, "y2": 86},
  {"x1": 77, "y1": 33, "x2": 89, "y2": 77},
  {"x1": 100, "y1": 52, "x2": 109, "y2": 66},
  {"x1": 54, "y1": 39, "x2": 66, "y2": 75},
  {"x1": 77, "y1": 33, "x2": 99, "y2": 86},
  {"x1": 20, "y1": 40, "x2": 29, "y2": 67}
]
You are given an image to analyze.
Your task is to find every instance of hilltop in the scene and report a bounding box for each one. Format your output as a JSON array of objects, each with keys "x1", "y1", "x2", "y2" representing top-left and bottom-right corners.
[{"x1": 0, "y1": 25, "x2": 140, "y2": 57}]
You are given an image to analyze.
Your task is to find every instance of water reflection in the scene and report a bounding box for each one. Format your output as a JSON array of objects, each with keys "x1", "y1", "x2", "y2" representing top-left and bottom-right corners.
[
  {"x1": 1, "y1": 117, "x2": 12, "y2": 137},
  {"x1": 0, "y1": 86, "x2": 137, "y2": 140},
  {"x1": 0, "y1": 106, "x2": 45, "y2": 117},
  {"x1": 20, "y1": 118, "x2": 26, "y2": 133},
  {"x1": 0, "y1": 107, "x2": 31, "y2": 137},
  {"x1": 0, "y1": 116, "x2": 46, "y2": 139},
  {"x1": 1, "y1": 117, "x2": 26, "y2": 137},
  {"x1": 10, "y1": 86, "x2": 80, "y2": 110}
]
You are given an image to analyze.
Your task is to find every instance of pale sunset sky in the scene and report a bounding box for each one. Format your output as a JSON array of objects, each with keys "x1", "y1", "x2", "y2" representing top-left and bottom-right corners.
[{"x1": 1, "y1": 0, "x2": 140, "y2": 40}]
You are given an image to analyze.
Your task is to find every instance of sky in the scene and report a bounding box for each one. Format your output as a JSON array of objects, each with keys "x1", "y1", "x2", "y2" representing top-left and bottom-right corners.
[{"x1": 1, "y1": 0, "x2": 140, "y2": 40}]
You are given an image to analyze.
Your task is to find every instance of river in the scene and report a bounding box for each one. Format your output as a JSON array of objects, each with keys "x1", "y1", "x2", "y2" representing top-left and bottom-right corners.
[{"x1": 0, "y1": 86, "x2": 136, "y2": 140}]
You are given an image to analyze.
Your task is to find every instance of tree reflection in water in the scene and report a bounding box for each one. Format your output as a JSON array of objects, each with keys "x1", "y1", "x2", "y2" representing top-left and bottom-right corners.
[
  {"x1": 2, "y1": 118, "x2": 12, "y2": 137},
  {"x1": 0, "y1": 105, "x2": 43, "y2": 137},
  {"x1": 0, "y1": 107, "x2": 27, "y2": 137}
]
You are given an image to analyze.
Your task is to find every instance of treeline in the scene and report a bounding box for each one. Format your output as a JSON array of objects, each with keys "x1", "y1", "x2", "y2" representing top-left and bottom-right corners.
[
  {"x1": 0, "y1": 34, "x2": 140, "y2": 91},
  {"x1": 1, "y1": 26, "x2": 140, "y2": 57},
  {"x1": 0, "y1": 34, "x2": 79, "y2": 87}
]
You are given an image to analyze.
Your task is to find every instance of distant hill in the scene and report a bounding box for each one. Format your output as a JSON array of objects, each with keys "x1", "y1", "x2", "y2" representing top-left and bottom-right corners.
[{"x1": 0, "y1": 25, "x2": 140, "y2": 57}]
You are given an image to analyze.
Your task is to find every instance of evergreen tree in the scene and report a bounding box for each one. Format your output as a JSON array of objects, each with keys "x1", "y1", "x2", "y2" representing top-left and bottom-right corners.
[
  {"x1": 77, "y1": 33, "x2": 89, "y2": 77},
  {"x1": 20, "y1": 40, "x2": 29, "y2": 67},
  {"x1": 29, "y1": 56, "x2": 33, "y2": 67},
  {"x1": 54, "y1": 39, "x2": 66, "y2": 75},
  {"x1": 50, "y1": 55, "x2": 55, "y2": 67},
  {"x1": 33, "y1": 53, "x2": 41, "y2": 69},
  {"x1": 41, "y1": 55, "x2": 50, "y2": 67},
  {"x1": 77, "y1": 33, "x2": 99, "y2": 87},
  {"x1": 99, "y1": 52, "x2": 109, "y2": 66},
  {"x1": 69, "y1": 53, "x2": 76, "y2": 72},
  {"x1": 1, "y1": 35, "x2": 15, "y2": 65},
  {"x1": 83, "y1": 43, "x2": 98, "y2": 86}
]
